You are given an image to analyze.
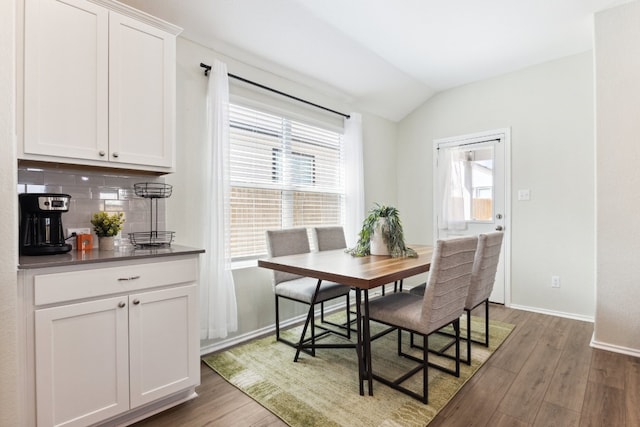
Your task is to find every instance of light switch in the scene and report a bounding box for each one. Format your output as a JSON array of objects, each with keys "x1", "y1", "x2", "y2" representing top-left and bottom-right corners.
[{"x1": 517, "y1": 189, "x2": 530, "y2": 201}]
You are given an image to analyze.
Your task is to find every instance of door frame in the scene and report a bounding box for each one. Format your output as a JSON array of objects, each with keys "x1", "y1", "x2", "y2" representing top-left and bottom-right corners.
[{"x1": 433, "y1": 128, "x2": 511, "y2": 306}]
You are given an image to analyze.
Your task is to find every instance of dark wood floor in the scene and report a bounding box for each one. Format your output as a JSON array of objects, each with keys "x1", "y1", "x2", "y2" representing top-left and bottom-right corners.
[{"x1": 134, "y1": 305, "x2": 640, "y2": 427}]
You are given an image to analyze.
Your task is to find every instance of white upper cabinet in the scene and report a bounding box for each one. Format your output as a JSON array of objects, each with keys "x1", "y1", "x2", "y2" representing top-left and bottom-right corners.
[
  {"x1": 21, "y1": 0, "x2": 182, "y2": 173},
  {"x1": 23, "y1": 0, "x2": 110, "y2": 163},
  {"x1": 109, "y1": 12, "x2": 176, "y2": 168}
]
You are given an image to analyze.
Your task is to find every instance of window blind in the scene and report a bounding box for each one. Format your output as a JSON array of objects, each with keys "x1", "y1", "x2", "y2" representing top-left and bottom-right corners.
[{"x1": 229, "y1": 103, "x2": 345, "y2": 259}]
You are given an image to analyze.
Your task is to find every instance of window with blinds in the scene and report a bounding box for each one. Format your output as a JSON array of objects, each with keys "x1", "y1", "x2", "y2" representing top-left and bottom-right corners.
[{"x1": 229, "y1": 103, "x2": 345, "y2": 259}]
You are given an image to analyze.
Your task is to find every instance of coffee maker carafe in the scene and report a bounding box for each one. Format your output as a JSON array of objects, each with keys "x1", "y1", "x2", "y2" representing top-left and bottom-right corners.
[{"x1": 19, "y1": 193, "x2": 72, "y2": 255}]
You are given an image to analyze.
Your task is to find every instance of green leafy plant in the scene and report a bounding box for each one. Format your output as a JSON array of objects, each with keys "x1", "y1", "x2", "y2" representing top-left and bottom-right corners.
[
  {"x1": 91, "y1": 211, "x2": 125, "y2": 237},
  {"x1": 347, "y1": 204, "x2": 417, "y2": 258}
]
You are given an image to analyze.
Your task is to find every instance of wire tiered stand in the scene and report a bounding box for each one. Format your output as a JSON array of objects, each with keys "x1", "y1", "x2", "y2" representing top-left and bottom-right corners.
[{"x1": 129, "y1": 183, "x2": 175, "y2": 248}]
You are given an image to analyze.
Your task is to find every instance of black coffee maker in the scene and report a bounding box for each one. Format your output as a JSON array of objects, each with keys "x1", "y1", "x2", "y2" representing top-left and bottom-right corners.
[{"x1": 19, "y1": 193, "x2": 73, "y2": 255}]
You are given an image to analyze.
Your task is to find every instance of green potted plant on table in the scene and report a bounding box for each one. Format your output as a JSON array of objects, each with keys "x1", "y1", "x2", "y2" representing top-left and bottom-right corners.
[
  {"x1": 347, "y1": 204, "x2": 417, "y2": 258},
  {"x1": 91, "y1": 211, "x2": 125, "y2": 251}
]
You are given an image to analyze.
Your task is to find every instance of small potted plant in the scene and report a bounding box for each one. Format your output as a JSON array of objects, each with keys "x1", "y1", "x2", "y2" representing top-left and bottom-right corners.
[
  {"x1": 91, "y1": 211, "x2": 125, "y2": 250},
  {"x1": 347, "y1": 204, "x2": 417, "y2": 258}
]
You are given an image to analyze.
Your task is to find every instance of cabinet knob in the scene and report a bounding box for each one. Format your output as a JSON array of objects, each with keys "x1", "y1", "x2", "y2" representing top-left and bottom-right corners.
[
  {"x1": 118, "y1": 301, "x2": 126, "y2": 308},
  {"x1": 133, "y1": 299, "x2": 140, "y2": 305},
  {"x1": 112, "y1": 152, "x2": 119, "y2": 158},
  {"x1": 99, "y1": 150, "x2": 106, "y2": 157}
]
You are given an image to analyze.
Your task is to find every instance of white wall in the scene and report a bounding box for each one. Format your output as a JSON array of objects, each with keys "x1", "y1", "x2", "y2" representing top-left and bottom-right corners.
[
  {"x1": 397, "y1": 52, "x2": 596, "y2": 320},
  {"x1": 593, "y1": 1, "x2": 640, "y2": 356},
  {"x1": 167, "y1": 38, "x2": 399, "y2": 350},
  {"x1": 0, "y1": 0, "x2": 19, "y2": 425}
]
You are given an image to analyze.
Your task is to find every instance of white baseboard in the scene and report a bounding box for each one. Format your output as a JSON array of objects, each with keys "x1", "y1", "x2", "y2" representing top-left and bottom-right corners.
[
  {"x1": 507, "y1": 303, "x2": 595, "y2": 323},
  {"x1": 508, "y1": 304, "x2": 640, "y2": 358},
  {"x1": 200, "y1": 319, "x2": 290, "y2": 356},
  {"x1": 590, "y1": 336, "x2": 640, "y2": 358}
]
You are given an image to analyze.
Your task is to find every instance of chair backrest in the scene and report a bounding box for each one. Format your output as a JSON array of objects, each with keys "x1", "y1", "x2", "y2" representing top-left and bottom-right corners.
[
  {"x1": 421, "y1": 235, "x2": 478, "y2": 332},
  {"x1": 465, "y1": 232, "x2": 504, "y2": 309},
  {"x1": 313, "y1": 226, "x2": 347, "y2": 251},
  {"x1": 265, "y1": 228, "x2": 310, "y2": 285}
]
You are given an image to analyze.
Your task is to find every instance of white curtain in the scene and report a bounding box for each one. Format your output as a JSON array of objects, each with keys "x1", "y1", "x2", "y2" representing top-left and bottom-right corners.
[
  {"x1": 438, "y1": 146, "x2": 468, "y2": 231},
  {"x1": 201, "y1": 59, "x2": 238, "y2": 339},
  {"x1": 343, "y1": 112, "x2": 365, "y2": 246}
]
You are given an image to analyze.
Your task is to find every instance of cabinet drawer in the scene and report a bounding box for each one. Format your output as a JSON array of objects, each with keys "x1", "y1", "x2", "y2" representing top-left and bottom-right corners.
[{"x1": 34, "y1": 258, "x2": 198, "y2": 306}]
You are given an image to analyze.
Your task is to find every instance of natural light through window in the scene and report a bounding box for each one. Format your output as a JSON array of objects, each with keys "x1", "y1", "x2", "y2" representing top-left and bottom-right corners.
[
  {"x1": 228, "y1": 104, "x2": 345, "y2": 259},
  {"x1": 467, "y1": 147, "x2": 494, "y2": 221}
]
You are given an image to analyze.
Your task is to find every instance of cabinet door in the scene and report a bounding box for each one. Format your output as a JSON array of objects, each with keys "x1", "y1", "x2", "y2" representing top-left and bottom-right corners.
[
  {"x1": 109, "y1": 12, "x2": 176, "y2": 168},
  {"x1": 129, "y1": 284, "x2": 199, "y2": 408},
  {"x1": 24, "y1": 0, "x2": 109, "y2": 161},
  {"x1": 35, "y1": 296, "x2": 129, "y2": 427}
]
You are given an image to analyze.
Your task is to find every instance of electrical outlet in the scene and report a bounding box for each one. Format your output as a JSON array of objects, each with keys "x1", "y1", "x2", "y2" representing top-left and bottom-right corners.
[
  {"x1": 518, "y1": 189, "x2": 531, "y2": 201},
  {"x1": 67, "y1": 227, "x2": 91, "y2": 238},
  {"x1": 551, "y1": 275, "x2": 560, "y2": 288}
]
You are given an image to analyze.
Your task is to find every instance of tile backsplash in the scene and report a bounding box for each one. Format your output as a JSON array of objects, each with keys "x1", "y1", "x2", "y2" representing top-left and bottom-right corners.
[{"x1": 17, "y1": 165, "x2": 167, "y2": 245}]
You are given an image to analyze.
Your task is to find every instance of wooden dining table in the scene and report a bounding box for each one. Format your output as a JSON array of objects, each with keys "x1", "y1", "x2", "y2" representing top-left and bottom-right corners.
[{"x1": 258, "y1": 244, "x2": 433, "y2": 396}]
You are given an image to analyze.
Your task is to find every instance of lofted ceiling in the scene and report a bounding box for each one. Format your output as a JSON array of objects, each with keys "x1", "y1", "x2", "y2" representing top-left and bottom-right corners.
[{"x1": 118, "y1": 0, "x2": 632, "y2": 122}]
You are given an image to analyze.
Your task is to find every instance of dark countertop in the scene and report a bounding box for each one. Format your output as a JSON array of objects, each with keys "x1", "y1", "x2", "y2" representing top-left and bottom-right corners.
[{"x1": 18, "y1": 245, "x2": 205, "y2": 270}]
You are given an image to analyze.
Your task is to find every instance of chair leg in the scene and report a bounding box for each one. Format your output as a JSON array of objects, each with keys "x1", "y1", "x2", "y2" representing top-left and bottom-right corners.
[
  {"x1": 275, "y1": 295, "x2": 281, "y2": 340},
  {"x1": 275, "y1": 295, "x2": 314, "y2": 357},
  {"x1": 484, "y1": 299, "x2": 490, "y2": 347},
  {"x1": 424, "y1": 300, "x2": 490, "y2": 366},
  {"x1": 462, "y1": 300, "x2": 490, "y2": 365},
  {"x1": 423, "y1": 334, "x2": 428, "y2": 404},
  {"x1": 315, "y1": 293, "x2": 354, "y2": 339},
  {"x1": 391, "y1": 280, "x2": 404, "y2": 293},
  {"x1": 410, "y1": 331, "x2": 418, "y2": 348},
  {"x1": 466, "y1": 308, "x2": 472, "y2": 365},
  {"x1": 346, "y1": 294, "x2": 351, "y2": 339},
  {"x1": 453, "y1": 319, "x2": 460, "y2": 377},
  {"x1": 311, "y1": 306, "x2": 316, "y2": 357}
]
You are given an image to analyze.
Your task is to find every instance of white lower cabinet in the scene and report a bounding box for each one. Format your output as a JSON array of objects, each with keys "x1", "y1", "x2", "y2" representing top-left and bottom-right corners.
[
  {"x1": 22, "y1": 255, "x2": 200, "y2": 427},
  {"x1": 35, "y1": 296, "x2": 130, "y2": 427},
  {"x1": 129, "y1": 286, "x2": 198, "y2": 408}
]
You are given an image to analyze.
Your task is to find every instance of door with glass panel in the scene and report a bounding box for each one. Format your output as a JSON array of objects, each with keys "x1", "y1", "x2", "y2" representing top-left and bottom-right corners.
[{"x1": 434, "y1": 129, "x2": 510, "y2": 304}]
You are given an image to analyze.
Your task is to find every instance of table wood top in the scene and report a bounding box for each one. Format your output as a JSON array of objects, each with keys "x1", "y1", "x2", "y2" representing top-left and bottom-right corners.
[{"x1": 258, "y1": 245, "x2": 433, "y2": 290}]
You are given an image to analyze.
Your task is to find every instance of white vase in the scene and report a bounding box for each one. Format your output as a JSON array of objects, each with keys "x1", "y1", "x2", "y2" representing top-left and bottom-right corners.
[
  {"x1": 99, "y1": 236, "x2": 115, "y2": 251},
  {"x1": 370, "y1": 219, "x2": 390, "y2": 256}
]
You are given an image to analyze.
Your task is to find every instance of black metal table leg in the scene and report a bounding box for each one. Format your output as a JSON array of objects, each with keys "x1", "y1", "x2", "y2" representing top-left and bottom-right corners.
[
  {"x1": 363, "y1": 289, "x2": 373, "y2": 395},
  {"x1": 294, "y1": 279, "x2": 323, "y2": 362},
  {"x1": 355, "y1": 288, "x2": 364, "y2": 395}
]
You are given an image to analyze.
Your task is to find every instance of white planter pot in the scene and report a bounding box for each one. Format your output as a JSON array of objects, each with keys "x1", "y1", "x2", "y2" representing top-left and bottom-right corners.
[
  {"x1": 370, "y1": 219, "x2": 390, "y2": 256},
  {"x1": 99, "y1": 236, "x2": 115, "y2": 251}
]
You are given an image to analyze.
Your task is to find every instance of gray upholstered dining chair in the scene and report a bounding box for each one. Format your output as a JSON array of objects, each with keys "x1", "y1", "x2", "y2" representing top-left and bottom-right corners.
[
  {"x1": 266, "y1": 228, "x2": 351, "y2": 357},
  {"x1": 313, "y1": 226, "x2": 347, "y2": 251},
  {"x1": 410, "y1": 231, "x2": 504, "y2": 364},
  {"x1": 313, "y1": 226, "x2": 354, "y2": 334},
  {"x1": 367, "y1": 235, "x2": 478, "y2": 403}
]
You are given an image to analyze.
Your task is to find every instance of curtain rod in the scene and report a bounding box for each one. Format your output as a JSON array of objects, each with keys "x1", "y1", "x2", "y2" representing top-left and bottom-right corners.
[{"x1": 200, "y1": 63, "x2": 350, "y2": 119}]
